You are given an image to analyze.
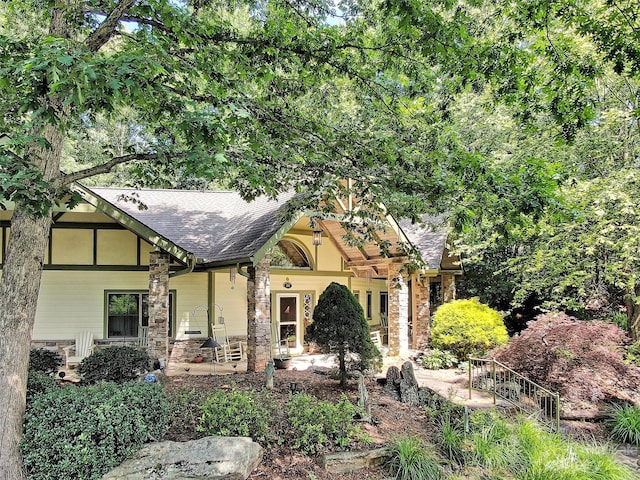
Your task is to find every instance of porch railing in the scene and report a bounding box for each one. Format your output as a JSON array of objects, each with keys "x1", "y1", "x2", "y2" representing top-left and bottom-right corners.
[{"x1": 468, "y1": 357, "x2": 560, "y2": 432}]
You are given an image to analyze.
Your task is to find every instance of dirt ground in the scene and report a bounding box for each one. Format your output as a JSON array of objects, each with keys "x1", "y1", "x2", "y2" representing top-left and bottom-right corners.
[
  {"x1": 162, "y1": 359, "x2": 640, "y2": 478},
  {"x1": 165, "y1": 367, "x2": 431, "y2": 480}
]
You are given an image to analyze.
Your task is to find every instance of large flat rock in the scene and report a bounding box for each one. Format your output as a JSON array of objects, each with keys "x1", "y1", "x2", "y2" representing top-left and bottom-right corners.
[{"x1": 102, "y1": 436, "x2": 262, "y2": 480}]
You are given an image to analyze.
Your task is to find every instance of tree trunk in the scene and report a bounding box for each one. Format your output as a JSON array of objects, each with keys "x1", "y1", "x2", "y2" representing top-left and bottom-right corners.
[
  {"x1": 0, "y1": 77, "x2": 64, "y2": 480},
  {"x1": 339, "y1": 346, "x2": 347, "y2": 387},
  {"x1": 0, "y1": 207, "x2": 52, "y2": 479},
  {"x1": 624, "y1": 285, "x2": 640, "y2": 343}
]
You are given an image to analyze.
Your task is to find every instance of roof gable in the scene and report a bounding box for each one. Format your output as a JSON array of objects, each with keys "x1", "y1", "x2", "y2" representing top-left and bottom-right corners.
[{"x1": 84, "y1": 187, "x2": 297, "y2": 266}]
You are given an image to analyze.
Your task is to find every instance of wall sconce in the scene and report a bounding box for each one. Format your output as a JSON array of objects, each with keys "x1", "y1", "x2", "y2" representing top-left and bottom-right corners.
[
  {"x1": 312, "y1": 230, "x2": 323, "y2": 246},
  {"x1": 229, "y1": 266, "x2": 236, "y2": 284}
]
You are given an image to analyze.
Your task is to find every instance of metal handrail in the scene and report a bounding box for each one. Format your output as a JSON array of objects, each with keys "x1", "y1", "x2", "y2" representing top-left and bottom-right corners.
[{"x1": 468, "y1": 357, "x2": 561, "y2": 432}]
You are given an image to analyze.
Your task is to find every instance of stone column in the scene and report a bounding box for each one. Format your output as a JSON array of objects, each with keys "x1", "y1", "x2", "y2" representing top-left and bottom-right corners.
[
  {"x1": 148, "y1": 251, "x2": 170, "y2": 363},
  {"x1": 442, "y1": 273, "x2": 456, "y2": 303},
  {"x1": 246, "y1": 256, "x2": 271, "y2": 372},
  {"x1": 387, "y1": 263, "x2": 409, "y2": 357},
  {"x1": 411, "y1": 275, "x2": 430, "y2": 350}
]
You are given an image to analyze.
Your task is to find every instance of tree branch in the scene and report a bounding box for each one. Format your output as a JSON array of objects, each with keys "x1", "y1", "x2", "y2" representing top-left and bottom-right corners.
[
  {"x1": 60, "y1": 150, "x2": 189, "y2": 185},
  {"x1": 85, "y1": 0, "x2": 138, "y2": 52}
]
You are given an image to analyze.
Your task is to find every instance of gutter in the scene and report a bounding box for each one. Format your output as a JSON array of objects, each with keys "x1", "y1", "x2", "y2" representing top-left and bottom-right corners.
[{"x1": 170, "y1": 253, "x2": 198, "y2": 278}]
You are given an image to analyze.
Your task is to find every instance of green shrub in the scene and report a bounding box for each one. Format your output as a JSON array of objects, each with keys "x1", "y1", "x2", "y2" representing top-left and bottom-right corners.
[
  {"x1": 26, "y1": 370, "x2": 58, "y2": 404},
  {"x1": 287, "y1": 393, "x2": 357, "y2": 455},
  {"x1": 77, "y1": 346, "x2": 150, "y2": 384},
  {"x1": 198, "y1": 389, "x2": 271, "y2": 442},
  {"x1": 21, "y1": 381, "x2": 168, "y2": 480},
  {"x1": 417, "y1": 349, "x2": 458, "y2": 370},
  {"x1": 28, "y1": 348, "x2": 62, "y2": 375},
  {"x1": 624, "y1": 342, "x2": 640, "y2": 367},
  {"x1": 166, "y1": 387, "x2": 208, "y2": 441},
  {"x1": 386, "y1": 436, "x2": 443, "y2": 480},
  {"x1": 606, "y1": 403, "x2": 640, "y2": 446},
  {"x1": 431, "y1": 299, "x2": 508, "y2": 359}
]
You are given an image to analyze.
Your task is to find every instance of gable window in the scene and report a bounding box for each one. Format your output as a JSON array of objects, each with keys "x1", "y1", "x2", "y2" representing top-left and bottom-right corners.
[
  {"x1": 106, "y1": 291, "x2": 174, "y2": 339},
  {"x1": 270, "y1": 239, "x2": 312, "y2": 269}
]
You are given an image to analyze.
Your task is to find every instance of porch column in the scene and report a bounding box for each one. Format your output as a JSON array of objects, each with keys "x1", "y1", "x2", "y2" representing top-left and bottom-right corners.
[
  {"x1": 411, "y1": 275, "x2": 430, "y2": 350},
  {"x1": 387, "y1": 263, "x2": 409, "y2": 357},
  {"x1": 148, "y1": 251, "x2": 170, "y2": 363},
  {"x1": 246, "y1": 255, "x2": 271, "y2": 372},
  {"x1": 442, "y1": 273, "x2": 456, "y2": 303}
]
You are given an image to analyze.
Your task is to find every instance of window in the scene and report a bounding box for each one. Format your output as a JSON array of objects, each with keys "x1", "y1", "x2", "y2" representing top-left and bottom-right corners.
[
  {"x1": 107, "y1": 291, "x2": 174, "y2": 338},
  {"x1": 380, "y1": 292, "x2": 388, "y2": 317},
  {"x1": 366, "y1": 291, "x2": 373, "y2": 319},
  {"x1": 430, "y1": 282, "x2": 442, "y2": 312}
]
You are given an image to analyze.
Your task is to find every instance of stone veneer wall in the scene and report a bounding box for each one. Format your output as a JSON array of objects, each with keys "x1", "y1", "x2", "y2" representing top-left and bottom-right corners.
[
  {"x1": 246, "y1": 256, "x2": 271, "y2": 372},
  {"x1": 442, "y1": 273, "x2": 456, "y2": 303},
  {"x1": 387, "y1": 263, "x2": 409, "y2": 357},
  {"x1": 148, "y1": 251, "x2": 170, "y2": 362},
  {"x1": 412, "y1": 275, "x2": 430, "y2": 350}
]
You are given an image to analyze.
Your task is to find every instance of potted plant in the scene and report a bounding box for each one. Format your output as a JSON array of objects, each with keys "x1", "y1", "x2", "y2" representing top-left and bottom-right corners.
[
  {"x1": 193, "y1": 354, "x2": 203, "y2": 363},
  {"x1": 273, "y1": 355, "x2": 291, "y2": 369}
]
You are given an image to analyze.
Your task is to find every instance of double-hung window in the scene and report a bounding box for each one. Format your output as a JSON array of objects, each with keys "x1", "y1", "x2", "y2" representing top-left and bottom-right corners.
[{"x1": 106, "y1": 291, "x2": 174, "y2": 339}]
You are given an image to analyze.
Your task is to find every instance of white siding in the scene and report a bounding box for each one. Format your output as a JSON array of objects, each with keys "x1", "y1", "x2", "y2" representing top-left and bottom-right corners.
[{"x1": 34, "y1": 270, "x2": 210, "y2": 341}]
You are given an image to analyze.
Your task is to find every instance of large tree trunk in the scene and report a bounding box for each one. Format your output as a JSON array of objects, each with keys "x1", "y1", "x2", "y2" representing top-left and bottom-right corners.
[
  {"x1": 0, "y1": 207, "x2": 52, "y2": 479},
  {"x1": 0, "y1": 85, "x2": 64, "y2": 480}
]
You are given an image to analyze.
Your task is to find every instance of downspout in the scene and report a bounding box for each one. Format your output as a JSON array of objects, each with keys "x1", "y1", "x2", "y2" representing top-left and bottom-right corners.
[
  {"x1": 170, "y1": 253, "x2": 198, "y2": 278},
  {"x1": 236, "y1": 262, "x2": 251, "y2": 278}
]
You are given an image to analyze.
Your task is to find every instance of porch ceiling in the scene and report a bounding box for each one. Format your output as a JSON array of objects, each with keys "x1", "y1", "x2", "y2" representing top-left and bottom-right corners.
[{"x1": 316, "y1": 218, "x2": 407, "y2": 279}]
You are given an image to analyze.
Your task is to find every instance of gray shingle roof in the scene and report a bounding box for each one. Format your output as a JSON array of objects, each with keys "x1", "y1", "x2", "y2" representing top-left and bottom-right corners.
[
  {"x1": 88, "y1": 187, "x2": 296, "y2": 265},
  {"x1": 398, "y1": 216, "x2": 449, "y2": 270}
]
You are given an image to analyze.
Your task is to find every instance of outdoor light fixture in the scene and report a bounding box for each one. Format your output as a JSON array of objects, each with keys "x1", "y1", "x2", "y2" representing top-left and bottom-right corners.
[
  {"x1": 312, "y1": 230, "x2": 323, "y2": 246},
  {"x1": 229, "y1": 266, "x2": 236, "y2": 284},
  {"x1": 200, "y1": 337, "x2": 221, "y2": 376}
]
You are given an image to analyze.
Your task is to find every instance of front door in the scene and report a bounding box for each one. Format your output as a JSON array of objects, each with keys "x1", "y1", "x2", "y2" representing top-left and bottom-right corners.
[{"x1": 276, "y1": 293, "x2": 300, "y2": 352}]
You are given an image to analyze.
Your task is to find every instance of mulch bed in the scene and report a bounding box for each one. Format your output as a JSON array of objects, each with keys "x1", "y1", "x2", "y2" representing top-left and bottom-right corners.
[{"x1": 164, "y1": 368, "x2": 430, "y2": 480}]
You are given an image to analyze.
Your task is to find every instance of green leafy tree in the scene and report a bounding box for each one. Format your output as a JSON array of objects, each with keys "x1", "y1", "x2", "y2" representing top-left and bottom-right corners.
[
  {"x1": 306, "y1": 282, "x2": 381, "y2": 387},
  {"x1": 0, "y1": 0, "x2": 632, "y2": 475}
]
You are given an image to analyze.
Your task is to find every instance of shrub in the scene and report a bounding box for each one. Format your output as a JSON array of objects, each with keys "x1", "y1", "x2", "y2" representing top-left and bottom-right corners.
[
  {"x1": 386, "y1": 436, "x2": 443, "y2": 480},
  {"x1": 77, "y1": 346, "x2": 150, "y2": 384},
  {"x1": 287, "y1": 393, "x2": 357, "y2": 455},
  {"x1": 416, "y1": 349, "x2": 458, "y2": 370},
  {"x1": 606, "y1": 403, "x2": 640, "y2": 446},
  {"x1": 431, "y1": 298, "x2": 508, "y2": 359},
  {"x1": 306, "y1": 282, "x2": 382, "y2": 387},
  {"x1": 625, "y1": 342, "x2": 640, "y2": 367},
  {"x1": 21, "y1": 381, "x2": 168, "y2": 480},
  {"x1": 198, "y1": 389, "x2": 271, "y2": 442},
  {"x1": 28, "y1": 348, "x2": 62, "y2": 375},
  {"x1": 492, "y1": 312, "x2": 640, "y2": 413},
  {"x1": 26, "y1": 370, "x2": 58, "y2": 404},
  {"x1": 166, "y1": 387, "x2": 208, "y2": 441}
]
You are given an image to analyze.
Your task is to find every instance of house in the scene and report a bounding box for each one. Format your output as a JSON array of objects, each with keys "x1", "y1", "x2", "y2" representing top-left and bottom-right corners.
[{"x1": 0, "y1": 184, "x2": 461, "y2": 371}]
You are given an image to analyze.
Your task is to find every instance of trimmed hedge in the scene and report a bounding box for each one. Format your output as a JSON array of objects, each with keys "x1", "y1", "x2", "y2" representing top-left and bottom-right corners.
[
  {"x1": 26, "y1": 371, "x2": 58, "y2": 404},
  {"x1": 77, "y1": 346, "x2": 150, "y2": 384},
  {"x1": 29, "y1": 348, "x2": 62, "y2": 375},
  {"x1": 21, "y1": 381, "x2": 168, "y2": 480},
  {"x1": 431, "y1": 298, "x2": 508, "y2": 359}
]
